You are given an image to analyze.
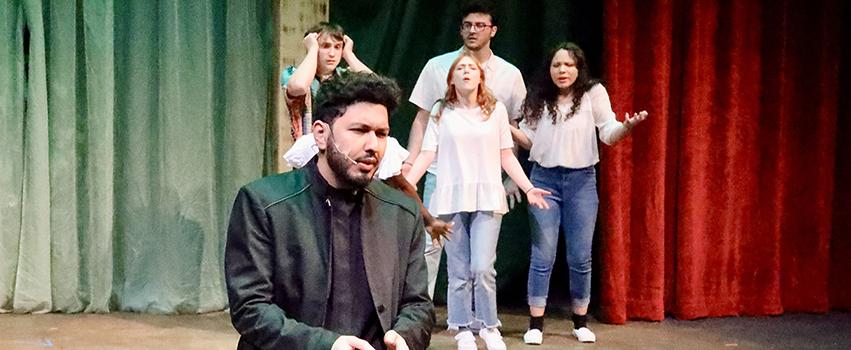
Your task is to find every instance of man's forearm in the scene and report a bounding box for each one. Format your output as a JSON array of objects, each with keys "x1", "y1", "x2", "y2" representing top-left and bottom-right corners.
[
  {"x1": 230, "y1": 301, "x2": 340, "y2": 349},
  {"x1": 287, "y1": 48, "x2": 319, "y2": 97},
  {"x1": 405, "y1": 109, "x2": 430, "y2": 162},
  {"x1": 343, "y1": 52, "x2": 372, "y2": 73}
]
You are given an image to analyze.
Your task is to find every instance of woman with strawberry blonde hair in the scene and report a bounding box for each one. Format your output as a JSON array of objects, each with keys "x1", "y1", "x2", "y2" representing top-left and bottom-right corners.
[{"x1": 405, "y1": 53, "x2": 550, "y2": 350}]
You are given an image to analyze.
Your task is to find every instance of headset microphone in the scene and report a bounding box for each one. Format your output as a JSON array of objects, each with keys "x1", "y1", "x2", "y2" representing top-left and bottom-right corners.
[{"x1": 332, "y1": 141, "x2": 359, "y2": 165}]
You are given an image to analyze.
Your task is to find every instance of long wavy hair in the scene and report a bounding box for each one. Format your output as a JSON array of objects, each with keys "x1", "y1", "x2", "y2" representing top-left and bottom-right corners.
[
  {"x1": 435, "y1": 52, "x2": 498, "y2": 121},
  {"x1": 521, "y1": 42, "x2": 601, "y2": 126}
]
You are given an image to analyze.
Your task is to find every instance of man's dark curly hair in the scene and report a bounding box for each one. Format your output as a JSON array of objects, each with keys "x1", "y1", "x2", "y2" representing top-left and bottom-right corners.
[
  {"x1": 460, "y1": 1, "x2": 499, "y2": 26},
  {"x1": 313, "y1": 72, "x2": 402, "y2": 125}
]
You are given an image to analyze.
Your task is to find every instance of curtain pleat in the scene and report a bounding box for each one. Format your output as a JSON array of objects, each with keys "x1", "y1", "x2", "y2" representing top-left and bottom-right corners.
[
  {"x1": 599, "y1": 0, "x2": 847, "y2": 323},
  {"x1": 0, "y1": 0, "x2": 273, "y2": 313},
  {"x1": 11, "y1": 0, "x2": 52, "y2": 313},
  {"x1": 46, "y1": 0, "x2": 84, "y2": 313},
  {"x1": 2, "y1": 0, "x2": 846, "y2": 318}
]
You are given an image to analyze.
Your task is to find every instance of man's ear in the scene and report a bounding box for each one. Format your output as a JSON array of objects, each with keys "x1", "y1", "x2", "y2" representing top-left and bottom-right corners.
[
  {"x1": 490, "y1": 25, "x2": 498, "y2": 38},
  {"x1": 312, "y1": 121, "x2": 329, "y2": 151}
]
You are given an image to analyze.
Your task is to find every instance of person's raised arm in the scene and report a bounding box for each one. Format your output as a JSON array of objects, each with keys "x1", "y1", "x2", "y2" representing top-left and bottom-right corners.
[
  {"x1": 286, "y1": 33, "x2": 320, "y2": 98},
  {"x1": 342, "y1": 35, "x2": 372, "y2": 73},
  {"x1": 592, "y1": 85, "x2": 648, "y2": 145}
]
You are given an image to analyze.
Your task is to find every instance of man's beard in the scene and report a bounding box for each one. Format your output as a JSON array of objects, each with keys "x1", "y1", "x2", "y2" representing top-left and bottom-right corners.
[
  {"x1": 326, "y1": 133, "x2": 378, "y2": 188},
  {"x1": 464, "y1": 36, "x2": 488, "y2": 51}
]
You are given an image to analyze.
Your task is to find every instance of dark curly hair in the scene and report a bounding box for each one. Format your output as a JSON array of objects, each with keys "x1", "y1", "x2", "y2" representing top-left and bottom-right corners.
[
  {"x1": 460, "y1": 0, "x2": 498, "y2": 26},
  {"x1": 521, "y1": 42, "x2": 602, "y2": 126},
  {"x1": 313, "y1": 72, "x2": 402, "y2": 125}
]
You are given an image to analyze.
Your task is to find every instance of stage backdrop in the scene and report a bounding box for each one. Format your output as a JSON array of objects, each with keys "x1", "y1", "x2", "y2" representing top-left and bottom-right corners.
[
  {"x1": 0, "y1": 0, "x2": 276, "y2": 313},
  {"x1": 330, "y1": 0, "x2": 605, "y2": 306},
  {"x1": 597, "y1": 0, "x2": 850, "y2": 323},
  {"x1": 332, "y1": 0, "x2": 850, "y2": 321},
  {"x1": 2, "y1": 0, "x2": 848, "y2": 321}
]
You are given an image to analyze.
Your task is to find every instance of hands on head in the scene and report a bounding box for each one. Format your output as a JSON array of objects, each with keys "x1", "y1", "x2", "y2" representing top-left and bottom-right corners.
[
  {"x1": 303, "y1": 32, "x2": 319, "y2": 51},
  {"x1": 343, "y1": 35, "x2": 355, "y2": 56}
]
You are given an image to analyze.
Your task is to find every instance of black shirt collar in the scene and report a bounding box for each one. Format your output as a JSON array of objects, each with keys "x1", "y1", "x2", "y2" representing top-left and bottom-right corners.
[{"x1": 305, "y1": 158, "x2": 362, "y2": 202}]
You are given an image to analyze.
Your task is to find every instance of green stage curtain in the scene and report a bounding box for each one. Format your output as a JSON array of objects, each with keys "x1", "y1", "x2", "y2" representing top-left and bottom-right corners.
[{"x1": 0, "y1": 0, "x2": 273, "y2": 313}]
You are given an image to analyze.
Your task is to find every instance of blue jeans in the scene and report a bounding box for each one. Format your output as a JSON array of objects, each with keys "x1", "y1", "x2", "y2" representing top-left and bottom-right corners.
[
  {"x1": 422, "y1": 173, "x2": 442, "y2": 298},
  {"x1": 442, "y1": 211, "x2": 503, "y2": 329},
  {"x1": 526, "y1": 164, "x2": 598, "y2": 310}
]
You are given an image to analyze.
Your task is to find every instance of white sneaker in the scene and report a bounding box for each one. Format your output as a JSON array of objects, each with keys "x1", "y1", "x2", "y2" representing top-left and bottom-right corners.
[
  {"x1": 572, "y1": 327, "x2": 596, "y2": 343},
  {"x1": 454, "y1": 330, "x2": 478, "y2": 350},
  {"x1": 479, "y1": 328, "x2": 507, "y2": 350},
  {"x1": 523, "y1": 328, "x2": 543, "y2": 345}
]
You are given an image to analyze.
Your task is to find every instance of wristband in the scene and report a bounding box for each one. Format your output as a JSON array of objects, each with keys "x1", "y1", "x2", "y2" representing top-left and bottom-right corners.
[{"x1": 524, "y1": 186, "x2": 535, "y2": 194}]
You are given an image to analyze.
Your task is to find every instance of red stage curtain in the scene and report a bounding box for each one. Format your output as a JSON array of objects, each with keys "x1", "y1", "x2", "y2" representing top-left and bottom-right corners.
[{"x1": 598, "y1": 0, "x2": 849, "y2": 323}]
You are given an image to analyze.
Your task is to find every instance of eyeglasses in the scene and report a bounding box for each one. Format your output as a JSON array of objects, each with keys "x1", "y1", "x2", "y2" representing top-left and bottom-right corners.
[{"x1": 461, "y1": 22, "x2": 493, "y2": 32}]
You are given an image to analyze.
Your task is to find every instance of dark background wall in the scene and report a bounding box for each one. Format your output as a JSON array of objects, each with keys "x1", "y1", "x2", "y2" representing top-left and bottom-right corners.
[{"x1": 331, "y1": 0, "x2": 604, "y2": 306}]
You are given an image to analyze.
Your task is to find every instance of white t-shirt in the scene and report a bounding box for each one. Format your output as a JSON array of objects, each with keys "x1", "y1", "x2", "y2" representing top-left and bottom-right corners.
[
  {"x1": 283, "y1": 136, "x2": 409, "y2": 180},
  {"x1": 519, "y1": 84, "x2": 628, "y2": 169},
  {"x1": 410, "y1": 48, "x2": 526, "y2": 174},
  {"x1": 422, "y1": 102, "x2": 514, "y2": 215}
]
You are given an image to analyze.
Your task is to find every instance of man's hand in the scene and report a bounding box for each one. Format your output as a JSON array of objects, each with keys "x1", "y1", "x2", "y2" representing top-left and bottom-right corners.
[
  {"x1": 383, "y1": 330, "x2": 409, "y2": 350},
  {"x1": 331, "y1": 336, "x2": 375, "y2": 350},
  {"x1": 303, "y1": 32, "x2": 319, "y2": 51},
  {"x1": 504, "y1": 178, "x2": 522, "y2": 210},
  {"x1": 343, "y1": 35, "x2": 355, "y2": 57},
  {"x1": 426, "y1": 219, "x2": 453, "y2": 245}
]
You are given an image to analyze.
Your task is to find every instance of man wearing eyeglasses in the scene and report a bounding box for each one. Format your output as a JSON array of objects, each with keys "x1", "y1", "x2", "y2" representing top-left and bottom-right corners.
[{"x1": 402, "y1": 0, "x2": 526, "y2": 346}]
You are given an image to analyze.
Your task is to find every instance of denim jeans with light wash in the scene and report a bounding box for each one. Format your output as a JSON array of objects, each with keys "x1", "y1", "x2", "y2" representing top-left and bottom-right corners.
[
  {"x1": 422, "y1": 172, "x2": 443, "y2": 298},
  {"x1": 527, "y1": 164, "x2": 599, "y2": 310},
  {"x1": 441, "y1": 211, "x2": 503, "y2": 329}
]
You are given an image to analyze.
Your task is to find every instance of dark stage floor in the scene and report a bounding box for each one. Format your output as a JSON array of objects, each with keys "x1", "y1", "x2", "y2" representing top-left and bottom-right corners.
[{"x1": 1, "y1": 307, "x2": 848, "y2": 349}]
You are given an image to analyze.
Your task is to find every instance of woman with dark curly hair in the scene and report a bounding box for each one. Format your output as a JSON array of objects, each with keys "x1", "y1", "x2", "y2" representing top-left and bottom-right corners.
[{"x1": 512, "y1": 42, "x2": 648, "y2": 345}]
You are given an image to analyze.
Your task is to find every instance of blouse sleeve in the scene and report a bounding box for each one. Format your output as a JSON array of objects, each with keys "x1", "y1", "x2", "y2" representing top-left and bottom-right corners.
[
  {"x1": 422, "y1": 115, "x2": 439, "y2": 152},
  {"x1": 519, "y1": 117, "x2": 537, "y2": 143},
  {"x1": 496, "y1": 103, "x2": 514, "y2": 149},
  {"x1": 590, "y1": 84, "x2": 628, "y2": 145},
  {"x1": 409, "y1": 60, "x2": 444, "y2": 111},
  {"x1": 506, "y1": 73, "x2": 527, "y2": 121}
]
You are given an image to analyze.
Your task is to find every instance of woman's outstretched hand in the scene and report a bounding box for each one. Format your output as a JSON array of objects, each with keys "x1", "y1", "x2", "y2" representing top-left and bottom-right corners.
[
  {"x1": 624, "y1": 110, "x2": 648, "y2": 130},
  {"x1": 525, "y1": 188, "x2": 552, "y2": 209}
]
